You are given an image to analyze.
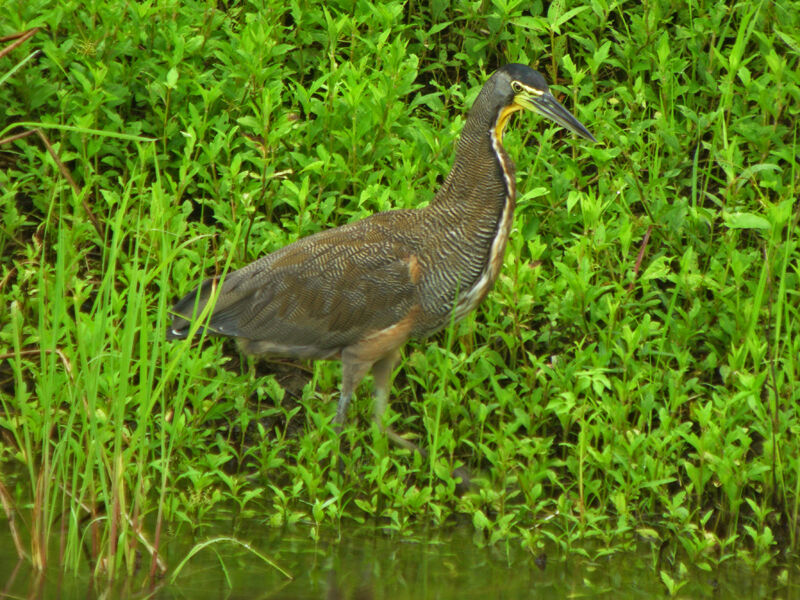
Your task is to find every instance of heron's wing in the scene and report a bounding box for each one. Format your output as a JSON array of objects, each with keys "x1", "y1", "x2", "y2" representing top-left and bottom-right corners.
[{"x1": 170, "y1": 212, "x2": 422, "y2": 357}]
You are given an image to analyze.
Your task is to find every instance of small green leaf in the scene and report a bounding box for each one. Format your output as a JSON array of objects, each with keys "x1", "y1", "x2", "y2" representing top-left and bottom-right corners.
[
  {"x1": 723, "y1": 212, "x2": 770, "y2": 230},
  {"x1": 166, "y1": 67, "x2": 179, "y2": 89},
  {"x1": 473, "y1": 510, "x2": 491, "y2": 530},
  {"x1": 641, "y1": 255, "x2": 671, "y2": 281}
]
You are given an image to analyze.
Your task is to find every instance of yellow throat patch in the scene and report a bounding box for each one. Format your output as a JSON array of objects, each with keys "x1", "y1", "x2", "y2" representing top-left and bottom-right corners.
[{"x1": 494, "y1": 103, "x2": 524, "y2": 141}]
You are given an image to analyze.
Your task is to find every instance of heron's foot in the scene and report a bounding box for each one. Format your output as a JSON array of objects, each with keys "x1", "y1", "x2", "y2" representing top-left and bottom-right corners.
[
  {"x1": 451, "y1": 464, "x2": 473, "y2": 493},
  {"x1": 381, "y1": 424, "x2": 474, "y2": 493}
]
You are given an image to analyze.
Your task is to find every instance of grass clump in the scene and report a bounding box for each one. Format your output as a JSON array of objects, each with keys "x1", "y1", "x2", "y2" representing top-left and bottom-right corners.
[{"x1": 0, "y1": 0, "x2": 799, "y2": 587}]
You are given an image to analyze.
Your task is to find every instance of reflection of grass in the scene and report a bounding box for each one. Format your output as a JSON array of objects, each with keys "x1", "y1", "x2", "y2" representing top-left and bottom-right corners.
[{"x1": 0, "y1": 0, "x2": 798, "y2": 587}]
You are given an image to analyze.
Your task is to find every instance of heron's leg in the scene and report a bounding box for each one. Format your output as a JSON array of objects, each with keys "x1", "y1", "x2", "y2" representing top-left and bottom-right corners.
[
  {"x1": 333, "y1": 353, "x2": 373, "y2": 477},
  {"x1": 370, "y1": 349, "x2": 423, "y2": 454},
  {"x1": 370, "y1": 349, "x2": 399, "y2": 424},
  {"x1": 334, "y1": 391, "x2": 352, "y2": 427},
  {"x1": 371, "y1": 349, "x2": 472, "y2": 489},
  {"x1": 335, "y1": 351, "x2": 373, "y2": 426}
]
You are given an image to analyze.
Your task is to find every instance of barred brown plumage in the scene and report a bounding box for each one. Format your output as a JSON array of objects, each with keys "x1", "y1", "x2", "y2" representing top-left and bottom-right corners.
[{"x1": 168, "y1": 63, "x2": 596, "y2": 461}]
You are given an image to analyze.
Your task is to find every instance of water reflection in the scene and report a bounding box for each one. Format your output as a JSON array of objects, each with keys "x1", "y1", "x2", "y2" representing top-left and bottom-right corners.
[{"x1": 0, "y1": 523, "x2": 797, "y2": 599}]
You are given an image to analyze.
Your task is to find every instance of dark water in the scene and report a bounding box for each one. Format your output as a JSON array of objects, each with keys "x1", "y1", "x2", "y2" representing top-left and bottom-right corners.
[{"x1": 0, "y1": 522, "x2": 797, "y2": 599}]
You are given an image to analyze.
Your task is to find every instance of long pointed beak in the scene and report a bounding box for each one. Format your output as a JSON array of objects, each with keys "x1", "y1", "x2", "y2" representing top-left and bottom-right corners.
[{"x1": 529, "y1": 92, "x2": 596, "y2": 143}]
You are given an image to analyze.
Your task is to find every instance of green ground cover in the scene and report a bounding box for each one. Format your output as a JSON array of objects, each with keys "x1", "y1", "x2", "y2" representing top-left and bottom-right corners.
[{"x1": 1, "y1": 0, "x2": 798, "y2": 588}]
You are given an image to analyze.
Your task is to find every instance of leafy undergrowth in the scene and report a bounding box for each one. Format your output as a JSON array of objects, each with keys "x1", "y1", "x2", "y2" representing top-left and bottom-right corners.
[{"x1": 0, "y1": 0, "x2": 798, "y2": 587}]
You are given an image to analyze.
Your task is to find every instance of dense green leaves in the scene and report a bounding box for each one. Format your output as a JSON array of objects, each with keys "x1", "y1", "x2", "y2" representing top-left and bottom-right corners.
[{"x1": 0, "y1": 0, "x2": 798, "y2": 584}]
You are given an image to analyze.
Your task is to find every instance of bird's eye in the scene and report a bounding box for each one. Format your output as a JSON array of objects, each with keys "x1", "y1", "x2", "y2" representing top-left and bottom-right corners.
[{"x1": 511, "y1": 81, "x2": 523, "y2": 93}]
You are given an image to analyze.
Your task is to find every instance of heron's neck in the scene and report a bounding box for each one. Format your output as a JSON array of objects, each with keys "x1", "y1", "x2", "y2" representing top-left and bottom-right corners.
[{"x1": 430, "y1": 100, "x2": 516, "y2": 218}]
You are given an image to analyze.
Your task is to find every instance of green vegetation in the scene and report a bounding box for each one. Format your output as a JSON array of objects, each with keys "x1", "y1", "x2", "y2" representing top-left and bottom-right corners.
[{"x1": 1, "y1": 0, "x2": 798, "y2": 589}]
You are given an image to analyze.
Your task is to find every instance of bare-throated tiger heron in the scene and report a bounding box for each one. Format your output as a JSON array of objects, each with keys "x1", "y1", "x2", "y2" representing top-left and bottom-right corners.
[{"x1": 168, "y1": 64, "x2": 596, "y2": 452}]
